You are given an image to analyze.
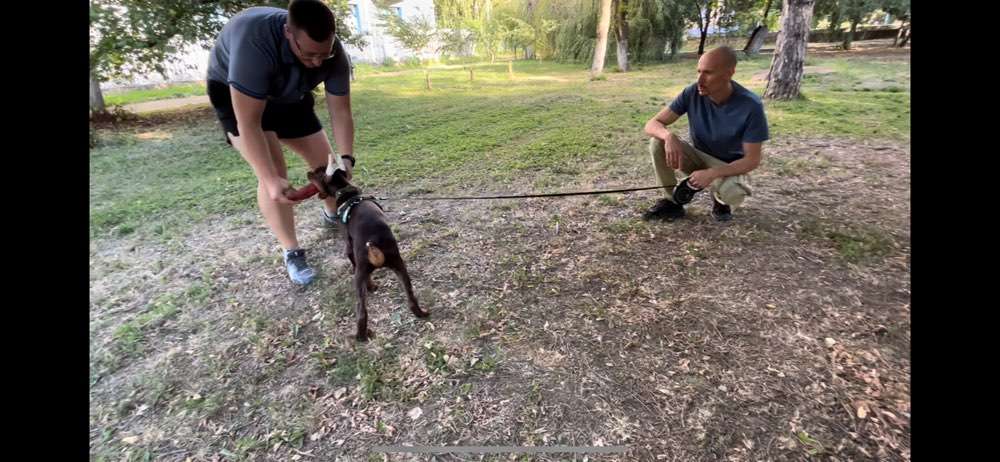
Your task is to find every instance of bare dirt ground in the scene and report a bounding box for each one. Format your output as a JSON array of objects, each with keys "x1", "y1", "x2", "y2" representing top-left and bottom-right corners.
[{"x1": 90, "y1": 129, "x2": 909, "y2": 460}]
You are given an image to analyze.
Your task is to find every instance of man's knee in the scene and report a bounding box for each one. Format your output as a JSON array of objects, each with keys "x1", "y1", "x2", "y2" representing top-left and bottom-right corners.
[
  {"x1": 648, "y1": 136, "x2": 664, "y2": 155},
  {"x1": 715, "y1": 178, "x2": 750, "y2": 206}
]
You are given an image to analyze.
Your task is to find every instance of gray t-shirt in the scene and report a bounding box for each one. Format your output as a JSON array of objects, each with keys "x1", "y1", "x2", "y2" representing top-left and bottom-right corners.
[
  {"x1": 668, "y1": 81, "x2": 769, "y2": 162},
  {"x1": 207, "y1": 7, "x2": 350, "y2": 103}
]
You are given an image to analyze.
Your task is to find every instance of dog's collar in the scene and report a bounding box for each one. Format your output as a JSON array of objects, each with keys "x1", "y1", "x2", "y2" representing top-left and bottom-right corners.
[
  {"x1": 334, "y1": 186, "x2": 361, "y2": 206},
  {"x1": 335, "y1": 195, "x2": 384, "y2": 225}
]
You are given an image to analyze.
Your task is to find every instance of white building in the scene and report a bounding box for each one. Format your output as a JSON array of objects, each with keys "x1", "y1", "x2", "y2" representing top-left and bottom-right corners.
[{"x1": 345, "y1": 0, "x2": 440, "y2": 64}]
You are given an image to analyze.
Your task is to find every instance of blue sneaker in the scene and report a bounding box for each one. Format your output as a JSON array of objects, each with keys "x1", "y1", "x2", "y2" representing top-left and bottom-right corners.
[{"x1": 283, "y1": 249, "x2": 316, "y2": 285}]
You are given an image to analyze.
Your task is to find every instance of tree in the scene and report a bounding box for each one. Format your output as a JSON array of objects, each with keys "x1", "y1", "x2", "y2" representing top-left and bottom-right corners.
[
  {"x1": 687, "y1": 0, "x2": 719, "y2": 56},
  {"x1": 881, "y1": 0, "x2": 910, "y2": 47},
  {"x1": 816, "y1": 0, "x2": 843, "y2": 42},
  {"x1": 612, "y1": 0, "x2": 630, "y2": 71},
  {"x1": 591, "y1": 0, "x2": 614, "y2": 78},
  {"x1": 89, "y1": 0, "x2": 361, "y2": 113},
  {"x1": 764, "y1": 0, "x2": 816, "y2": 100},
  {"x1": 742, "y1": 0, "x2": 775, "y2": 55},
  {"x1": 379, "y1": 8, "x2": 438, "y2": 61},
  {"x1": 839, "y1": 0, "x2": 878, "y2": 49},
  {"x1": 662, "y1": 0, "x2": 690, "y2": 59},
  {"x1": 499, "y1": 16, "x2": 536, "y2": 59}
]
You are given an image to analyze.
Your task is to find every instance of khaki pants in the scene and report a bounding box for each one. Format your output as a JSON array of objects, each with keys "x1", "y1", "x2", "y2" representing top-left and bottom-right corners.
[{"x1": 648, "y1": 137, "x2": 752, "y2": 208}]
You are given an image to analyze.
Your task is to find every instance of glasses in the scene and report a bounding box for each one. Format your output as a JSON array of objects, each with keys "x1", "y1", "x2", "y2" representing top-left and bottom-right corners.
[{"x1": 291, "y1": 32, "x2": 336, "y2": 61}]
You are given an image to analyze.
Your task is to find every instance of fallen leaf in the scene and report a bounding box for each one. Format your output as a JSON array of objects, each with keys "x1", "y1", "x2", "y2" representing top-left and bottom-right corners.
[
  {"x1": 408, "y1": 406, "x2": 423, "y2": 420},
  {"x1": 825, "y1": 338, "x2": 837, "y2": 348},
  {"x1": 121, "y1": 436, "x2": 139, "y2": 445},
  {"x1": 334, "y1": 387, "x2": 347, "y2": 399}
]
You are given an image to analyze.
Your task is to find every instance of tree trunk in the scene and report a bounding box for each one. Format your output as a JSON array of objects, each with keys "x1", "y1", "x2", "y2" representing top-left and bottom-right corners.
[
  {"x1": 744, "y1": 25, "x2": 769, "y2": 55},
  {"x1": 90, "y1": 73, "x2": 106, "y2": 113},
  {"x1": 614, "y1": 0, "x2": 629, "y2": 71},
  {"x1": 697, "y1": 3, "x2": 714, "y2": 56},
  {"x1": 525, "y1": 0, "x2": 536, "y2": 60},
  {"x1": 842, "y1": 18, "x2": 858, "y2": 50},
  {"x1": 897, "y1": 21, "x2": 910, "y2": 47},
  {"x1": 827, "y1": 7, "x2": 841, "y2": 42},
  {"x1": 764, "y1": 0, "x2": 816, "y2": 100},
  {"x1": 591, "y1": 0, "x2": 613, "y2": 78},
  {"x1": 744, "y1": 0, "x2": 773, "y2": 54}
]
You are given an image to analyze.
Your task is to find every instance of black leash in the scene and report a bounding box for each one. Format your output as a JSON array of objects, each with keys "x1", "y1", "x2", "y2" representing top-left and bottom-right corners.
[{"x1": 381, "y1": 185, "x2": 664, "y2": 201}]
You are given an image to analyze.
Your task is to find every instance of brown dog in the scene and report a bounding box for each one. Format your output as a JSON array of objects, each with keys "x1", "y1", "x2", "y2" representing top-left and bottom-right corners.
[{"x1": 307, "y1": 166, "x2": 428, "y2": 341}]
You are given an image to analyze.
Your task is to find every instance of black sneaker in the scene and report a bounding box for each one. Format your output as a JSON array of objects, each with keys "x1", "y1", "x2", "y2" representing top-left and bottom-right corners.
[
  {"x1": 642, "y1": 198, "x2": 686, "y2": 221},
  {"x1": 672, "y1": 178, "x2": 703, "y2": 205},
  {"x1": 711, "y1": 197, "x2": 733, "y2": 222}
]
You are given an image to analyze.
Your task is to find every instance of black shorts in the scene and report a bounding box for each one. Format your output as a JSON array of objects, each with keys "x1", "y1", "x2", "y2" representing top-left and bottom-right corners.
[{"x1": 206, "y1": 80, "x2": 322, "y2": 145}]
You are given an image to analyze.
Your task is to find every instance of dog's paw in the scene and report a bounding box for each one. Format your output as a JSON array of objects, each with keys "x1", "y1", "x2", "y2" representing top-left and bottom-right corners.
[
  {"x1": 411, "y1": 306, "x2": 430, "y2": 318},
  {"x1": 356, "y1": 328, "x2": 375, "y2": 342}
]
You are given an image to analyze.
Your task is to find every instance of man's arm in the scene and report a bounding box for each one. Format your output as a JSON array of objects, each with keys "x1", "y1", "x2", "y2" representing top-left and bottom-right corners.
[
  {"x1": 644, "y1": 107, "x2": 685, "y2": 169},
  {"x1": 230, "y1": 87, "x2": 297, "y2": 204},
  {"x1": 713, "y1": 142, "x2": 762, "y2": 177},
  {"x1": 644, "y1": 107, "x2": 680, "y2": 140},
  {"x1": 325, "y1": 92, "x2": 355, "y2": 176}
]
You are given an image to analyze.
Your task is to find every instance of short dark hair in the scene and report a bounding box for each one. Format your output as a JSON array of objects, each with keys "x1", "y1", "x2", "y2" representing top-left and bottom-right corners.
[{"x1": 288, "y1": 0, "x2": 336, "y2": 42}]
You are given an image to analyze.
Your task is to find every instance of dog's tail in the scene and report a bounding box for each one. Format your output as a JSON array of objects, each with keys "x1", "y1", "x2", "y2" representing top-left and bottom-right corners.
[{"x1": 366, "y1": 241, "x2": 385, "y2": 267}]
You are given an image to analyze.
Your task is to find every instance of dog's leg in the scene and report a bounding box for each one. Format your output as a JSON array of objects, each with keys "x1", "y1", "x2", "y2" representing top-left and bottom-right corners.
[
  {"x1": 353, "y1": 267, "x2": 375, "y2": 342},
  {"x1": 345, "y1": 235, "x2": 356, "y2": 271},
  {"x1": 344, "y1": 234, "x2": 376, "y2": 291},
  {"x1": 389, "y1": 259, "x2": 429, "y2": 318}
]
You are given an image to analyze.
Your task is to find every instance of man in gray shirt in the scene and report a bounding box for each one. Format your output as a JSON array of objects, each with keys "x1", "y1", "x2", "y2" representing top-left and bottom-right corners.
[
  {"x1": 206, "y1": 0, "x2": 354, "y2": 285},
  {"x1": 643, "y1": 46, "x2": 769, "y2": 222}
]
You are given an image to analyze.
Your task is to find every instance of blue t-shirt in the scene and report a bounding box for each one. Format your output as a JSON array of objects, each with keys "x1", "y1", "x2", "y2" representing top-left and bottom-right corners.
[
  {"x1": 207, "y1": 7, "x2": 350, "y2": 103},
  {"x1": 668, "y1": 81, "x2": 769, "y2": 162}
]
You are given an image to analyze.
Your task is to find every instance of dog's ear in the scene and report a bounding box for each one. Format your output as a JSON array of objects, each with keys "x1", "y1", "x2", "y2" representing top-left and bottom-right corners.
[
  {"x1": 307, "y1": 167, "x2": 331, "y2": 199},
  {"x1": 328, "y1": 169, "x2": 351, "y2": 189}
]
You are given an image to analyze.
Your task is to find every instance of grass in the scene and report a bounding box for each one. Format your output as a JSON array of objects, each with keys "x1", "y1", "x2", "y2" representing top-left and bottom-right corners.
[
  {"x1": 90, "y1": 54, "x2": 909, "y2": 240},
  {"x1": 800, "y1": 219, "x2": 896, "y2": 263},
  {"x1": 111, "y1": 294, "x2": 180, "y2": 352},
  {"x1": 104, "y1": 82, "x2": 205, "y2": 106}
]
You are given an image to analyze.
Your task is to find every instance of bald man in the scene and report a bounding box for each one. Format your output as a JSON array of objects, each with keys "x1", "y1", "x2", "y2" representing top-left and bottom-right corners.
[{"x1": 642, "y1": 46, "x2": 769, "y2": 222}]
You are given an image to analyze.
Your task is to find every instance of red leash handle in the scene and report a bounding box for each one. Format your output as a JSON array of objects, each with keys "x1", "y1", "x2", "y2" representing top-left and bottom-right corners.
[{"x1": 285, "y1": 183, "x2": 320, "y2": 201}]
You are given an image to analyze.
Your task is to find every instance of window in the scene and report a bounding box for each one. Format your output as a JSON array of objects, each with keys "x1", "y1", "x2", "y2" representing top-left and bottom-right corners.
[{"x1": 394, "y1": 6, "x2": 402, "y2": 18}]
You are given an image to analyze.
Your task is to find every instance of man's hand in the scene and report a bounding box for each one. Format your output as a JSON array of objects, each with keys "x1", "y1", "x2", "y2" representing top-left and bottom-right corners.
[
  {"x1": 687, "y1": 169, "x2": 719, "y2": 190},
  {"x1": 341, "y1": 156, "x2": 354, "y2": 181},
  {"x1": 664, "y1": 134, "x2": 685, "y2": 170},
  {"x1": 263, "y1": 176, "x2": 299, "y2": 204}
]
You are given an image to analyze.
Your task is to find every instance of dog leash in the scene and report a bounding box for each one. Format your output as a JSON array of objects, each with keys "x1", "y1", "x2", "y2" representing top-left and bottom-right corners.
[{"x1": 377, "y1": 185, "x2": 665, "y2": 201}]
